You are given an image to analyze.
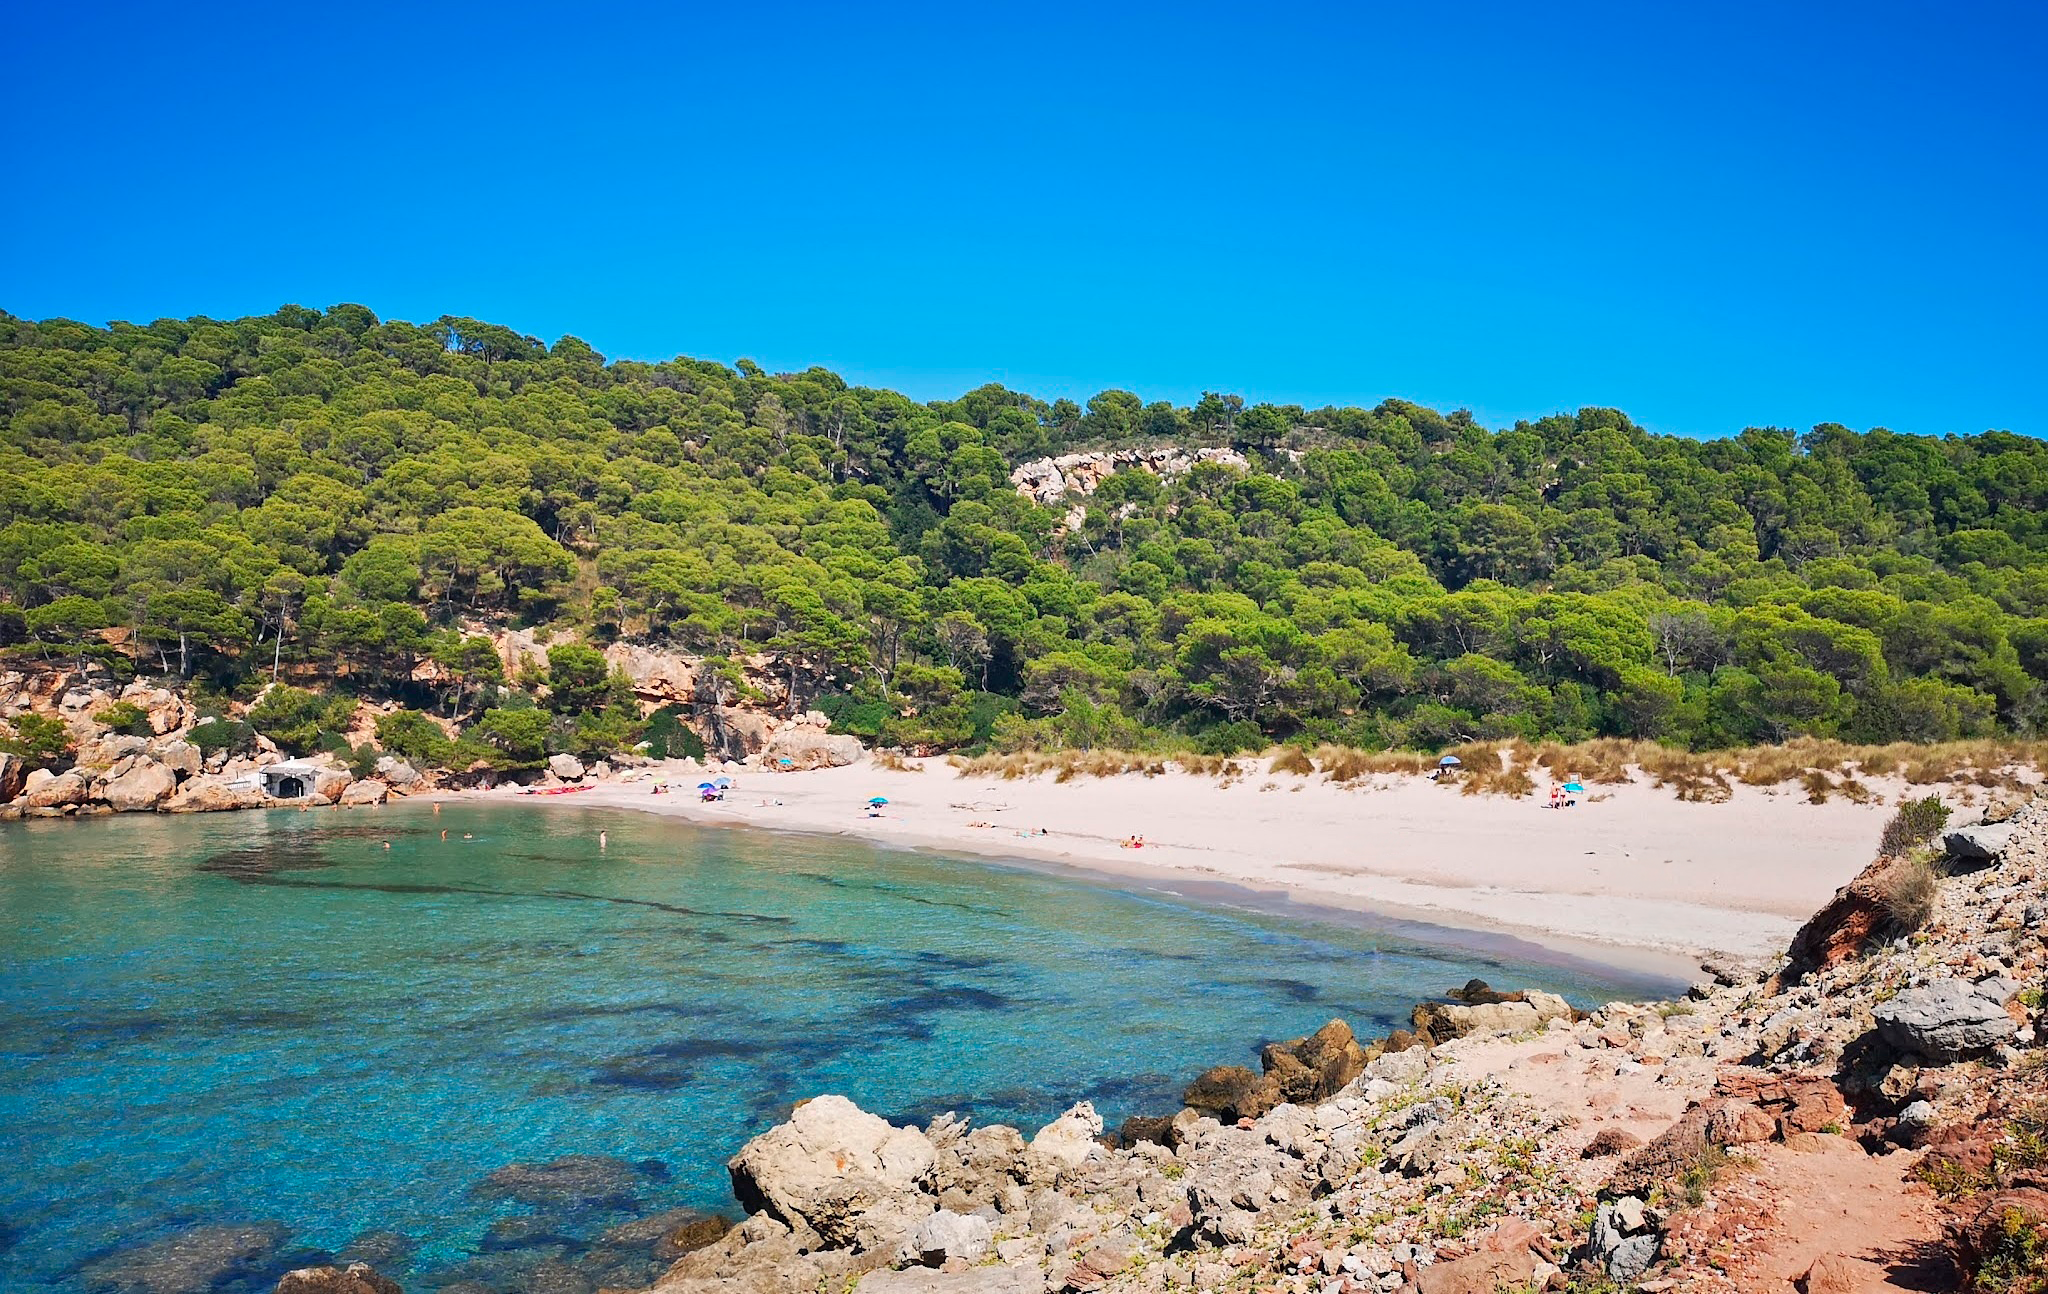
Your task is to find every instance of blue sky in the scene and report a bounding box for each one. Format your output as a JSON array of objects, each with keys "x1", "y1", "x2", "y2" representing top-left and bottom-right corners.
[{"x1": 2, "y1": 2, "x2": 2042, "y2": 438}]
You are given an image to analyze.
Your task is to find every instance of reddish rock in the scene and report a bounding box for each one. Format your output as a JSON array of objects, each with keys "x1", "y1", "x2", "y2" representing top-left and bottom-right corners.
[
  {"x1": 1949, "y1": 1190, "x2": 2048, "y2": 1279},
  {"x1": 1582, "y1": 1128, "x2": 1644, "y2": 1158},
  {"x1": 1798, "y1": 1253, "x2": 1874, "y2": 1294},
  {"x1": 1781, "y1": 856, "x2": 1912, "y2": 981},
  {"x1": 274, "y1": 1264, "x2": 401, "y2": 1294}
]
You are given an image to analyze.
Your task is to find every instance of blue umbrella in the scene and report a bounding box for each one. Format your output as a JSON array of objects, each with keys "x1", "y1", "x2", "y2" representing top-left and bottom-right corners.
[
  {"x1": 697, "y1": 782, "x2": 717, "y2": 790},
  {"x1": 1438, "y1": 755, "x2": 1461, "y2": 767},
  {"x1": 868, "y1": 796, "x2": 889, "y2": 806},
  {"x1": 713, "y1": 777, "x2": 733, "y2": 788},
  {"x1": 1562, "y1": 782, "x2": 1585, "y2": 794}
]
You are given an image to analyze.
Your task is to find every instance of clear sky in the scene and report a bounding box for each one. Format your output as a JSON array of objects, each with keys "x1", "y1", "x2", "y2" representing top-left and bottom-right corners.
[{"x1": 2, "y1": 2, "x2": 2041, "y2": 438}]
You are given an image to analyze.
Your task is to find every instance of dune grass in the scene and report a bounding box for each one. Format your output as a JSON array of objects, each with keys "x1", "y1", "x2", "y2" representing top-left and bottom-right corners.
[{"x1": 947, "y1": 736, "x2": 2047, "y2": 800}]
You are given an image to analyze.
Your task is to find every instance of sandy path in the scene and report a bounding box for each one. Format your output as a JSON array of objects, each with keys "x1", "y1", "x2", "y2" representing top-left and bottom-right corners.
[{"x1": 464, "y1": 757, "x2": 1905, "y2": 972}]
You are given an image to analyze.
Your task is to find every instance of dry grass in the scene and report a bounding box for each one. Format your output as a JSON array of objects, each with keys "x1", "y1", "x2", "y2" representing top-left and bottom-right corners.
[
  {"x1": 1875, "y1": 857, "x2": 1942, "y2": 933},
  {"x1": 948, "y1": 737, "x2": 2047, "y2": 799},
  {"x1": 871, "y1": 749, "x2": 923, "y2": 772},
  {"x1": 1269, "y1": 747, "x2": 1315, "y2": 776}
]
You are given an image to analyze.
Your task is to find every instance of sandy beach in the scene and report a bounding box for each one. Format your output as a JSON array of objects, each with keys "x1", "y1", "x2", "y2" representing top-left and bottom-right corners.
[{"x1": 465, "y1": 757, "x2": 1912, "y2": 975}]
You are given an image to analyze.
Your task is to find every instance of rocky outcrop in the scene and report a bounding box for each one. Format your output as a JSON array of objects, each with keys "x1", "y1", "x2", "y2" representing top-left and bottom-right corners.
[
  {"x1": 763, "y1": 726, "x2": 864, "y2": 771},
  {"x1": 0, "y1": 751, "x2": 26, "y2": 803},
  {"x1": 904, "y1": 1209, "x2": 993, "y2": 1266},
  {"x1": 373, "y1": 756, "x2": 421, "y2": 789},
  {"x1": 547, "y1": 753, "x2": 586, "y2": 781},
  {"x1": 726, "y1": 1095, "x2": 938, "y2": 1251},
  {"x1": 1873, "y1": 976, "x2": 2020, "y2": 1061},
  {"x1": 1780, "y1": 854, "x2": 1900, "y2": 981},
  {"x1": 1413, "y1": 991, "x2": 1572, "y2": 1043},
  {"x1": 98, "y1": 756, "x2": 178, "y2": 811},
  {"x1": 274, "y1": 1263, "x2": 402, "y2": 1294},
  {"x1": 338, "y1": 779, "x2": 390, "y2": 806},
  {"x1": 1010, "y1": 446, "x2": 1250, "y2": 508},
  {"x1": 17, "y1": 768, "x2": 89, "y2": 809},
  {"x1": 83, "y1": 1222, "x2": 290, "y2": 1294},
  {"x1": 163, "y1": 775, "x2": 273, "y2": 814}
]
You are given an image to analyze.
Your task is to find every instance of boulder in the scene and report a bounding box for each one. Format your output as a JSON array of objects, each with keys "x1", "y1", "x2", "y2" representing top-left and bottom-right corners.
[
  {"x1": 120, "y1": 682, "x2": 194, "y2": 735},
  {"x1": 162, "y1": 775, "x2": 274, "y2": 814},
  {"x1": 547, "y1": 753, "x2": 586, "y2": 782},
  {"x1": 904, "y1": 1209, "x2": 992, "y2": 1266},
  {"x1": 275, "y1": 1264, "x2": 403, "y2": 1294},
  {"x1": 1799, "y1": 1253, "x2": 1880, "y2": 1294},
  {"x1": 373, "y1": 756, "x2": 422, "y2": 789},
  {"x1": 1608, "y1": 1099, "x2": 1774, "y2": 1198},
  {"x1": 1182, "y1": 1065, "x2": 1281, "y2": 1123},
  {"x1": 339, "y1": 779, "x2": 390, "y2": 807},
  {"x1": 1945, "y1": 822, "x2": 2017, "y2": 865},
  {"x1": 1413, "y1": 998, "x2": 1561, "y2": 1043},
  {"x1": 763, "y1": 727, "x2": 865, "y2": 771},
  {"x1": 727, "y1": 1094, "x2": 937, "y2": 1250},
  {"x1": 0, "y1": 751, "x2": 23, "y2": 803},
  {"x1": 1949, "y1": 1190, "x2": 2048, "y2": 1281},
  {"x1": 1028, "y1": 1101, "x2": 1104, "y2": 1168},
  {"x1": 1416, "y1": 1222, "x2": 1543, "y2": 1294},
  {"x1": 1781, "y1": 855, "x2": 1905, "y2": 981},
  {"x1": 76, "y1": 732, "x2": 148, "y2": 770},
  {"x1": 17, "y1": 769, "x2": 89, "y2": 809},
  {"x1": 1874, "y1": 978, "x2": 2020, "y2": 1061},
  {"x1": 149, "y1": 739, "x2": 202, "y2": 778},
  {"x1": 101, "y1": 758, "x2": 178, "y2": 812},
  {"x1": 1260, "y1": 1019, "x2": 1369, "y2": 1103}
]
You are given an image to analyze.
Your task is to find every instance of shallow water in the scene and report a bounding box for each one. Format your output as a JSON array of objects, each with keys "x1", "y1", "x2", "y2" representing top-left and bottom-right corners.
[{"x1": 0, "y1": 803, "x2": 1672, "y2": 1292}]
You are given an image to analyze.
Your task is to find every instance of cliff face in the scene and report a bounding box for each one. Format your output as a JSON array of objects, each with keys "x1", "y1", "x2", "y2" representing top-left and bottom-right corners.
[{"x1": 626, "y1": 798, "x2": 2048, "y2": 1294}]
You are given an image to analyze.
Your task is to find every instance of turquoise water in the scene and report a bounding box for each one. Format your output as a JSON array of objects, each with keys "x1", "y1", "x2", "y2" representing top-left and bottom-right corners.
[{"x1": 0, "y1": 804, "x2": 1671, "y2": 1292}]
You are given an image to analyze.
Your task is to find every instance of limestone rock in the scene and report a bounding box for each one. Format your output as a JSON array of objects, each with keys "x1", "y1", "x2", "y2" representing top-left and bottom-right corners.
[
  {"x1": 1874, "y1": 978, "x2": 2020, "y2": 1061},
  {"x1": 904, "y1": 1209, "x2": 992, "y2": 1266},
  {"x1": 275, "y1": 1263, "x2": 403, "y2": 1294},
  {"x1": 763, "y1": 727, "x2": 865, "y2": 771},
  {"x1": 150, "y1": 738, "x2": 202, "y2": 778},
  {"x1": 859, "y1": 1266, "x2": 1038, "y2": 1294},
  {"x1": 727, "y1": 1094, "x2": 938, "y2": 1250},
  {"x1": 17, "y1": 769, "x2": 88, "y2": 809},
  {"x1": 1028, "y1": 1101, "x2": 1104, "y2": 1168},
  {"x1": 1413, "y1": 998, "x2": 1551, "y2": 1042},
  {"x1": 163, "y1": 775, "x2": 273, "y2": 814},
  {"x1": 374, "y1": 756, "x2": 422, "y2": 788},
  {"x1": 76, "y1": 732, "x2": 148, "y2": 770},
  {"x1": 1945, "y1": 822, "x2": 2017, "y2": 865},
  {"x1": 0, "y1": 751, "x2": 24, "y2": 803},
  {"x1": 101, "y1": 758, "x2": 177, "y2": 811},
  {"x1": 547, "y1": 753, "x2": 586, "y2": 781},
  {"x1": 339, "y1": 779, "x2": 390, "y2": 806},
  {"x1": 476, "y1": 1154, "x2": 648, "y2": 1210}
]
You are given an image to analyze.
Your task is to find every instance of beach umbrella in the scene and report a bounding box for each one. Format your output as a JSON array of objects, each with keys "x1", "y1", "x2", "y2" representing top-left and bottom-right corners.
[
  {"x1": 1438, "y1": 755, "x2": 1461, "y2": 767},
  {"x1": 713, "y1": 776, "x2": 733, "y2": 788},
  {"x1": 1562, "y1": 782, "x2": 1585, "y2": 794},
  {"x1": 697, "y1": 782, "x2": 717, "y2": 790},
  {"x1": 777, "y1": 757, "x2": 794, "y2": 767},
  {"x1": 867, "y1": 796, "x2": 889, "y2": 805}
]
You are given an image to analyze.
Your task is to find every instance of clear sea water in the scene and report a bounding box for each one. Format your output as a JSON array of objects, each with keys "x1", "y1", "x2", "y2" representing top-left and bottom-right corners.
[{"x1": 0, "y1": 803, "x2": 1673, "y2": 1293}]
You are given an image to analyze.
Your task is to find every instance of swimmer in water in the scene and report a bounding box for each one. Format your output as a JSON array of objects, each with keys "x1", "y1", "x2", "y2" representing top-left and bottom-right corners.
[
  {"x1": 599, "y1": 830, "x2": 608, "y2": 850},
  {"x1": 440, "y1": 829, "x2": 448, "y2": 841}
]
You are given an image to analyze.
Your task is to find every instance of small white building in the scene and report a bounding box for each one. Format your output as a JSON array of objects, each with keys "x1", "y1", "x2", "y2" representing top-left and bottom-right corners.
[{"x1": 254, "y1": 760, "x2": 324, "y2": 799}]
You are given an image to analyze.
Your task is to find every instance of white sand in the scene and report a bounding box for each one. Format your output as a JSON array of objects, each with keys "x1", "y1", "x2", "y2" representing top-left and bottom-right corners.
[{"x1": 467, "y1": 757, "x2": 1905, "y2": 975}]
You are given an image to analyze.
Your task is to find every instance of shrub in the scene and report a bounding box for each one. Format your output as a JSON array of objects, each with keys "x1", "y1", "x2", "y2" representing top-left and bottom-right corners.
[
  {"x1": 1879, "y1": 795, "x2": 1951, "y2": 856},
  {"x1": 187, "y1": 718, "x2": 255, "y2": 757},
  {"x1": 460, "y1": 708, "x2": 551, "y2": 772},
  {"x1": 1, "y1": 713, "x2": 76, "y2": 770},
  {"x1": 93, "y1": 700, "x2": 153, "y2": 736},
  {"x1": 1876, "y1": 857, "x2": 1941, "y2": 934},
  {"x1": 639, "y1": 705, "x2": 706, "y2": 760},
  {"x1": 248, "y1": 686, "x2": 357, "y2": 756},
  {"x1": 1197, "y1": 721, "x2": 1266, "y2": 755},
  {"x1": 374, "y1": 709, "x2": 456, "y2": 768}
]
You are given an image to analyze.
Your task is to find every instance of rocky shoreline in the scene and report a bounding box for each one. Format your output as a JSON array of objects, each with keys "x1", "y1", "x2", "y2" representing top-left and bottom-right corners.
[{"x1": 250, "y1": 794, "x2": 2040, "y2": 1294}]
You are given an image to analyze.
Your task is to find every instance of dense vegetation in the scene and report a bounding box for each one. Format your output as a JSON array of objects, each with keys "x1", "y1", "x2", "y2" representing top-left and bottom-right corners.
[{"x1": 3, "y1": 304, "x2": 2046, "y2": 764}]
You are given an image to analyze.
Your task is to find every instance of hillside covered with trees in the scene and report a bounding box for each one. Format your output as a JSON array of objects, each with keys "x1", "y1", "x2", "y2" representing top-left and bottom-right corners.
[{"x1": 3, "y1": 304, "x2": 2046, "y2": 766}]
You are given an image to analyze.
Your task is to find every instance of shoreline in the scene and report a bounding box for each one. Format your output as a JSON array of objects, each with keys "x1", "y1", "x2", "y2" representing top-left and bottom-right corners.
[{"x1": 440, "y1": 757, "x2": 1906, "y2": 983}]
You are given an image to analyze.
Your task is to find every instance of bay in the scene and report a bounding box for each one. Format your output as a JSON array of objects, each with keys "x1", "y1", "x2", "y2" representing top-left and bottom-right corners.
[{"x1": 0, "y1": 803, "x2": 1670, "y2": 1292}]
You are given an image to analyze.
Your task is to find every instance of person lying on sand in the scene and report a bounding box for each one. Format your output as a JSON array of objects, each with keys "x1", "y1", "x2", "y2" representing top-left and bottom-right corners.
[{"x1": 1120, "y1": 835, "x2": 1146, "y2": 849}]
